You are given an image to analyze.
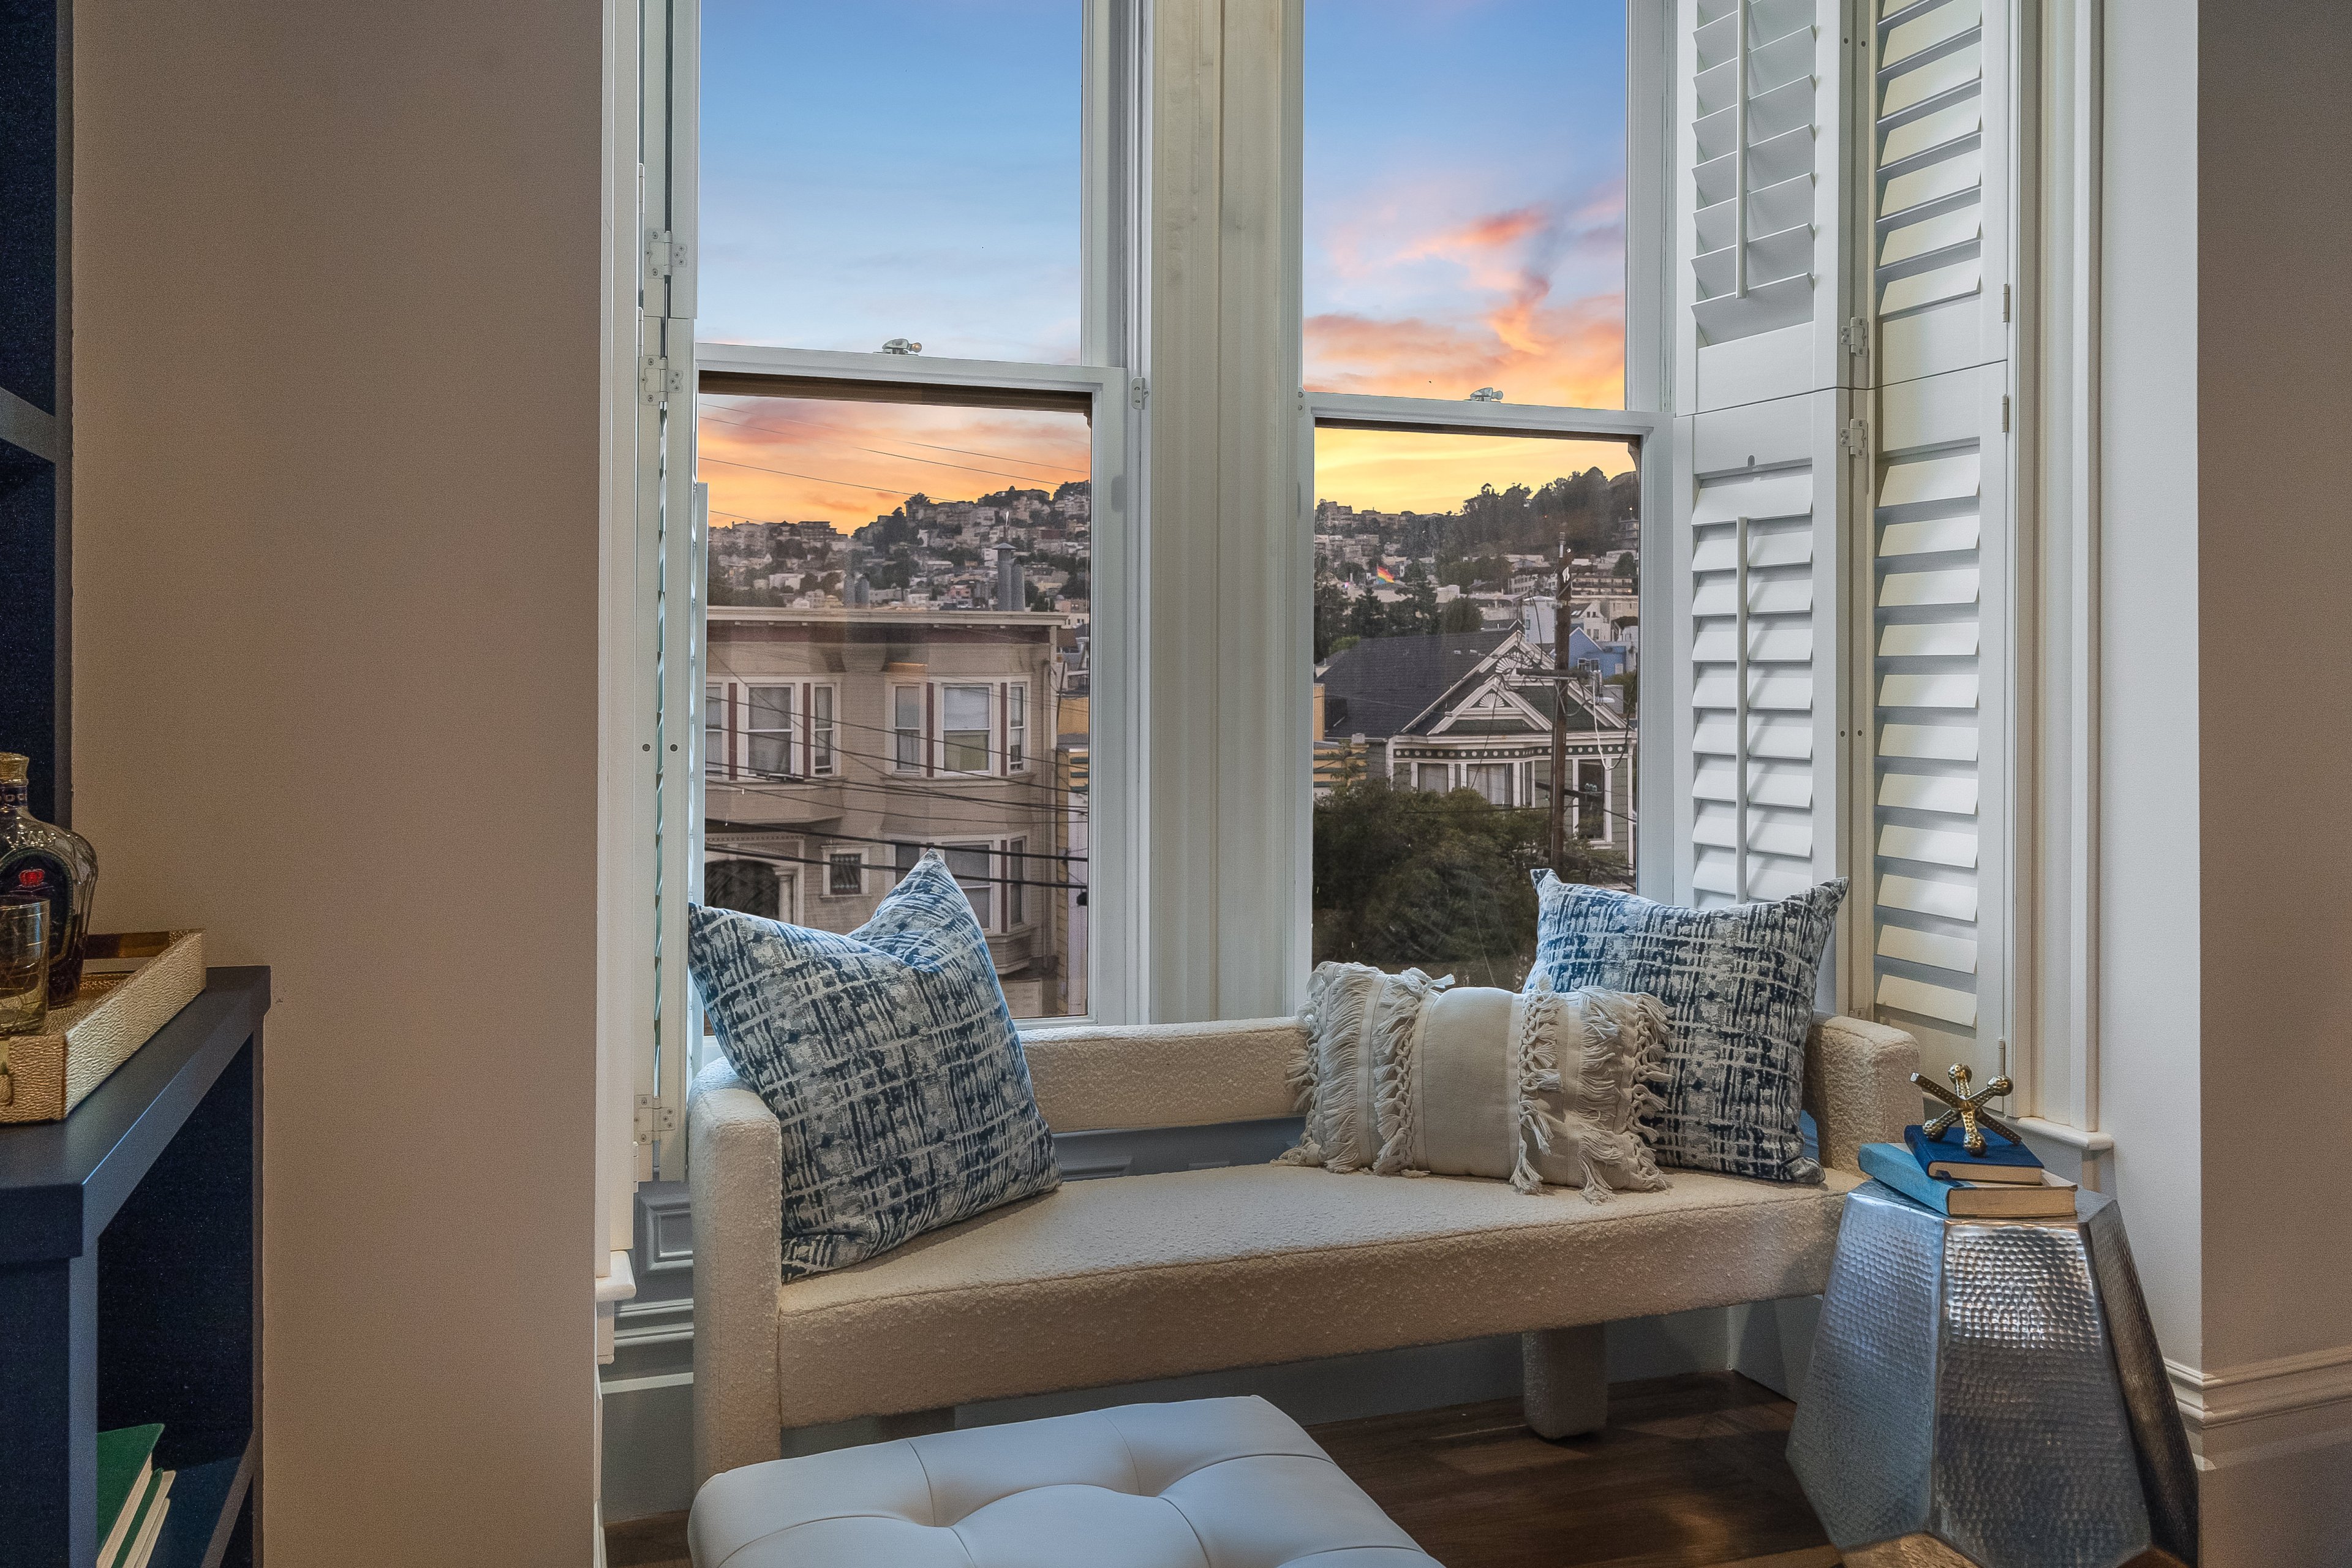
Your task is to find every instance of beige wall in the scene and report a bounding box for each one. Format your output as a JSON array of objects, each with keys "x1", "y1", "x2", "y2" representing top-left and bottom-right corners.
[
  {"x1": 72, "y1": 1, "x2": 600, "y2": 1562},
  {"x1": 2195, "y1": 0, "x2": 2352, "y2": 1380}
]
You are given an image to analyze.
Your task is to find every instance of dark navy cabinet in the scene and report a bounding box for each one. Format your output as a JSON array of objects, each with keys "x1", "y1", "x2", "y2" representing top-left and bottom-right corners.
[{"x1": 1, "y1": 969, "x2": 268, "y2": 1567}]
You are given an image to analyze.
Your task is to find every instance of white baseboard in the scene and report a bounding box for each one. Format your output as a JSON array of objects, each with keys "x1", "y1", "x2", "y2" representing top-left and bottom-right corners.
[{"x1": 2168, "y1": 1344, "x2": 2352, "y2": 1471}]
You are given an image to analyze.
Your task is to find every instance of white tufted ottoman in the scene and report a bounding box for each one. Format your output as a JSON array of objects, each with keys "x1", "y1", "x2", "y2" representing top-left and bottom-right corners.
[{"x1": 686, "y1": 1395, "x2": 1442, "y2": 1567}]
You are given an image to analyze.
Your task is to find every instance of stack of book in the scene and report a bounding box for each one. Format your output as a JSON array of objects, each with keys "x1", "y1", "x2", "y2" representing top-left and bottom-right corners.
[
  {"x1": 1859, "y1": 1125, "x2": 2080, "y2": 1218},
  {"x1": 97, "y1": 1424, "x2": 174, "y2": 1568}
]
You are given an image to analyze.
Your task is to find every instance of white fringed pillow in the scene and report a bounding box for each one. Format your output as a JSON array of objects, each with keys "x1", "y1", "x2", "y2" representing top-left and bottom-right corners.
[{"x1": 1280, "y1": 963, "x2": 1671, "y2": 1201}]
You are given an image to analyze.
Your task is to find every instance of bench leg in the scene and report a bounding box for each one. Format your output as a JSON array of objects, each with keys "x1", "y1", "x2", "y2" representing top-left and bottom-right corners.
[{"x1": 1521, "y1": 1324, "x2": 1608, "y2": 1439}]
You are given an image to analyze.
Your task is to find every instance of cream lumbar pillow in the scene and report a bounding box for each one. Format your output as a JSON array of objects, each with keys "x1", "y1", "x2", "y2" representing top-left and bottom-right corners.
[{"x1": 1280, "y1": 962, "x2": 1671, "y2": 1201}]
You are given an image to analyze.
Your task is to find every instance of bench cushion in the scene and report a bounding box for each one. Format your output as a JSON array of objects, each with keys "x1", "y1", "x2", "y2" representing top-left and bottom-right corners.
[
  {"x1": 769, "y1": 1160, "x2": 1860, "y2": 1427},
  {"x1": 688, "y1": 1396, "x2": 1438, "y2": 1568}
]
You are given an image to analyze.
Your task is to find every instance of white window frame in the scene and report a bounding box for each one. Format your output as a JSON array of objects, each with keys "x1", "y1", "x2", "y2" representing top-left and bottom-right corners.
[
  {"x1": 937, "y1": 679, "x2": 999, "y2": 778},
  {"x1": 824, "y1": 848, "x2": 865, "y2": 899},
  {"x1": 607, "y1": 0, "x2": 1142, "y2": 1183},
  {"x1": 807, "y1": 681, "x2": 837, "y2": 777},
  {"x1": 1302, "y1": 391, "x2": 1670, "y2": 903},
  {"x1": 744, "y1": 681, "x2": 793, "y2": 778},
  {"x1": 684, "y1": 361, "x2": 1139, "y2": 1044}
]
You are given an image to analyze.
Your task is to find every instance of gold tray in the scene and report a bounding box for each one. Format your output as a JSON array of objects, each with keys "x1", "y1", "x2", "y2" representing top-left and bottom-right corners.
[{"x1": 0, "y1": 930, "x2": 207, "y2": 1123}]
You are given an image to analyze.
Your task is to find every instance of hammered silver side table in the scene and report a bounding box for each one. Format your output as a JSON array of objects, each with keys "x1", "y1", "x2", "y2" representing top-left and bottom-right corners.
[{"x1": 1787, "y1": 1182, "x2": 2199, "y2": 1568}]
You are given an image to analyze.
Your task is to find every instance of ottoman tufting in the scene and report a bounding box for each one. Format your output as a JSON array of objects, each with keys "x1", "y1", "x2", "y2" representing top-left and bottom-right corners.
[{"x1": 687, "y1": 1395, "x2": 1442, "y2": 1568}]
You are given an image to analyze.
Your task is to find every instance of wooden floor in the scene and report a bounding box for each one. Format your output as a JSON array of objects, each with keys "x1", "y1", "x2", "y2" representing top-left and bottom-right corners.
[{"x1": 603, "y1": 1372, "x2": 1840, "y2": 1568}]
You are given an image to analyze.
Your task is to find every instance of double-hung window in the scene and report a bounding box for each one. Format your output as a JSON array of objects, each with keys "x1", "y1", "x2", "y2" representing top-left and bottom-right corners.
[
  {"x1": 1303, "y1": 1, "x2": 1664, "y2": 992},
  {"x1": 624, "y1": 0, "x2": 1145, "y2": 1171}
]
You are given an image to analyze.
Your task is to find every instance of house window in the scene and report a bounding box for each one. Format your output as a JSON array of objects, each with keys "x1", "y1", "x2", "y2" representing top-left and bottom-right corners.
[
  {"x1": 944, "y1": 843, "x2": 993, "y2": 931},
  {"x1": 1413, "y1": 763, "x2": 1451, "y2": 793},
  {"x1": 809, "y1": 685, "x2": 835, "y2": 776},
  {"x1": 704, "y1": 682, "x2": 726, "y2": 778},
  {"x1": 827, "y1": 852, "x2": 863, "y2": 897},
  {"x1": 941, "y1": 685, "x2": 993, "y2": 774},
  {"x1": 892, "y1": 686, "x2": 924, "y2": 773},
  {"x1": 1464, "y1": 763, "x2": 1512, "y2": 807},
  {"x1": 747, "y1": 685, "x2": 793, "y2": 776},
  {"x1": 1006, "y1": 683, "x2": 1027, "y2": 773},
  {"x1": 1006, "y1": 836, "x2": 1027, "y2": 930}
]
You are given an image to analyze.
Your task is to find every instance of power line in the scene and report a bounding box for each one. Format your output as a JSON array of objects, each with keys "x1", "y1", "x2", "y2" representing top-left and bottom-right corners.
[
  {"x1": 707, "y1": 821, "x2": 1087, "y2": 865},
  {"x1": 703, "y1": 840, "x2": 1086, "y2": 893},
  {"x1": 697, "y1": 453, "x2": 914, "y2": 498}
]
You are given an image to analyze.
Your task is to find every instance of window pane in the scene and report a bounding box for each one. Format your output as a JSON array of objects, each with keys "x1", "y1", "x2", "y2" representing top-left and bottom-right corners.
[
  {"x1": 1313, "y1": 425, "x2": 1639, "y2": 988},
  {"x1": 827, "y1": 852, "x2": 864, "y2": 896},
  {"x1": 944, "y1": 844, "x2": 993, "y2": 930},
  {"x1": 747, "y1": 684, "x2": 792, "y2": 775},
  {"x1": 699, "y1": 384, "x2": 1090, "y2": 1019},
  {"x1": 942, "y1": 685, "x2": 992, "y2": 772},
  {"x1": 810, "y1": 685, "x2": 836, "y2": 775},
  {"x1": 699, "y1": 1, "x2": 1083, "y2": 363},
  {"x1": 704, "y1": 682, "x2": 726, "y2": 777},
  {"x1": 1304, "y1": 1, "x2": 1627, "y2": 407}
]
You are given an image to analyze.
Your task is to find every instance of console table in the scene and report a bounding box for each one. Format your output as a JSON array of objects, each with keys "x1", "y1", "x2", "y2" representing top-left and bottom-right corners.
[{"x1": 0, "y1": 968, "x2": 270, "y2": 1567}]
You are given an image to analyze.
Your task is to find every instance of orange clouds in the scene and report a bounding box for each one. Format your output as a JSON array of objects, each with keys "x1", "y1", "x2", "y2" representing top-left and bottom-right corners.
[
  {"x1": 1306, "y1": 184, "x2": 1627, "y2": 412},
  {"x1": 1306, "y1": 291, "x2": 1625, "y2": 409},
  {"x1": 696, "y1": 395, "x2": 1091, "y2": 532},
  {"x1": 1314, "y1": 425, "x2": 1634, "y2": 519}
]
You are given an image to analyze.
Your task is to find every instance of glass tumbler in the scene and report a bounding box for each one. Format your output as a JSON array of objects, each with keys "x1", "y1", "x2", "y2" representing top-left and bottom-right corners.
[{"x1": 1, "y1": 894, "x2": 48, "y2": 1035}]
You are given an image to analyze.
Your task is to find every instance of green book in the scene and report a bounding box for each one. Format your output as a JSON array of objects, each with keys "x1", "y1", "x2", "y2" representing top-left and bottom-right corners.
[{"x1": 95, "y1": 1424, "x2": 164, "y2": 1567}]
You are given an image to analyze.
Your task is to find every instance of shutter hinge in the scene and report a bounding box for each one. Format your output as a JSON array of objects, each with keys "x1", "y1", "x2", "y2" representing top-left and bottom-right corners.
[
  {"x1": 641, "y1": 353, "x2": 684, "y2": 407},
  {"x1": 1842, "y1": 418, "x2": 1871, "y2": 456},
  {"x1": 2002, "y1": 394, "x2": 2011, "y2": 433},
  {"x1": 1841, "y1": 315, "x2": 1869, "y2": 356},
  {"x1": 635, "y1": 1093, "x2": 679, "y2": 1140},
  {"x1": 646, "y1": 228, "x2": 689, "y2": 279},
  {"x1": 2002, "y1": 284, "x2": 2012, "y2": 323},
  {"x1": 1130, "y1": 376, "x2": 1148, "y2": 411}
]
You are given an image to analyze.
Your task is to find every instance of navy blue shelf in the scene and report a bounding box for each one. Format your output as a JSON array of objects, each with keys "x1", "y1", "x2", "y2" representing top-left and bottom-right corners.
[{"x1": 0, "y1": 968, "x2": 269, "y2": 1567}]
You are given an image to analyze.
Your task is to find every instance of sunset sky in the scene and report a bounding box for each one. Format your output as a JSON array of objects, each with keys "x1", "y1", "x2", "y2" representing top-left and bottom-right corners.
[{"x1": 695, "y1": 0, "x2": 1629, "y2": 530}]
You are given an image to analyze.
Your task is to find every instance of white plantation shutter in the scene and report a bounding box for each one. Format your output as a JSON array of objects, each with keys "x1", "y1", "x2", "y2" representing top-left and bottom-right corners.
[
  {"x1": 1861, "y1": 0, "x2": 2011, "y2": 1075},
  {"x1": 641, "y1": 0, "x2": 701, "y2": 1180},
  {"x1": 1672, "y1": 0, "x2": 1856, "y2": 916}
]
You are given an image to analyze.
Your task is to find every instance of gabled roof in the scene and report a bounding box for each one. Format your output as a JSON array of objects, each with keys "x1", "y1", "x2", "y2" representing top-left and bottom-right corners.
[
  {"x1": 1320, "y1": 627, "x2": 1623, "y2": 741},
  {"x1": 1318, "y1": 630, "x2": 1511, "y2": 741}
]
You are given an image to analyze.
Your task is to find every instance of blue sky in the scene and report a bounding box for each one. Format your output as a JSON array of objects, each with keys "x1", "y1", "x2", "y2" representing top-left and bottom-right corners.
[
  {"x1": 693, "y1": 0, "x2": 1627, "y2": 524},
  {"x1": 1305, "y1": 0, "x2": 1627, "y2": 406},
  {"x1": 699, "y1": 0, "x2": 1084, "y2": 361}
]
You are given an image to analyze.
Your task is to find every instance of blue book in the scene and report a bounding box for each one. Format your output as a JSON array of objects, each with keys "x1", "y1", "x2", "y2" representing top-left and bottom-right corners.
[
  {"x1": 1904, "y1": 1123, "x2": 2044, "y2": 1185},
  {"x1": 1860, "y1": 1142, "x2": 2078, "y2": 1219}
]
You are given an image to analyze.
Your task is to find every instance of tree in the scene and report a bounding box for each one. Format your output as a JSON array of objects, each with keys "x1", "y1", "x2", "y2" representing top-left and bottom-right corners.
[
  {"x1": 1438, "y1": 597, "x2": 1485, "y2": 633},
  {"x1": 1312, "y1": 778, "x2": 1630, "y2": 989}
]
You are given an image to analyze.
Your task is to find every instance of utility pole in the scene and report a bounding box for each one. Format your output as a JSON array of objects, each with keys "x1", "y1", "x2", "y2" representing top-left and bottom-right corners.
[{"x1": 1548, "y1": 533, "x2": 1571, "y2": 870}]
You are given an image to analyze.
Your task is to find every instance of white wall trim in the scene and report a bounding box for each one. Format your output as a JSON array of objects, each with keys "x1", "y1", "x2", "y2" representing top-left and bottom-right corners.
[{"x1": 2168, "y1": 1345, "x2": 2352, "y2": 1471}]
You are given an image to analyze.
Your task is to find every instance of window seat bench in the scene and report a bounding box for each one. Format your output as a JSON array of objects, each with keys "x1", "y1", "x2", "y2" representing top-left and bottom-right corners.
[{"x1": 687, "y1": 1013, "x2": 1919, "y2": 1487}]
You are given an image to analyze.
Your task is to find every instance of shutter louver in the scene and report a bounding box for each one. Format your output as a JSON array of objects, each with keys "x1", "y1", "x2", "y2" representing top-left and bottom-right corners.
[
  {"x1": 1678, "y1": 0, "x2": 1847, "y2": 414},
  {"x1": 1863, "y1": 0, "x2": 2010, "y2": 1071}
]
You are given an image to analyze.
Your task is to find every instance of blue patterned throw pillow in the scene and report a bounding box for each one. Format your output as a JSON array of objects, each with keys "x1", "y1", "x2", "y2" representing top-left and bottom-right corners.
[
  {"x1": 1526, "y1": 875, "x2": 1846, "y2": 1183},
  {"x1": 688, "y1": 850, "x2": 1060, "y2": 1278}
]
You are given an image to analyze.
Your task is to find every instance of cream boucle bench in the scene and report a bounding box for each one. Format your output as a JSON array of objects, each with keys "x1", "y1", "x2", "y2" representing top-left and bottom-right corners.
[{"x1": 688, "y1": 1012, "x2": 1918, "y2": 1486}]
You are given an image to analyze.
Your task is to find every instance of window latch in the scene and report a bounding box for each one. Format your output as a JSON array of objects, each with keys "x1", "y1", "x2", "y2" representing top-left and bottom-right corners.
[{"x1": 1130, "y1": 377, "x2": 1148, "y2": 411}]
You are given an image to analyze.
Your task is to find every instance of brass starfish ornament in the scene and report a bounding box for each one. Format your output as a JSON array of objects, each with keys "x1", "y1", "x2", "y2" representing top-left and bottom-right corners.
[{"x1": 1913, "y1": 1063, "x2": 2021, "y2": 1155}]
